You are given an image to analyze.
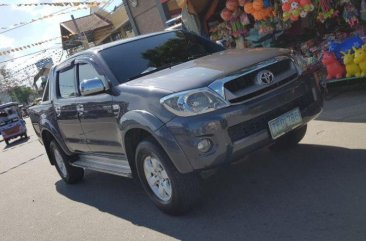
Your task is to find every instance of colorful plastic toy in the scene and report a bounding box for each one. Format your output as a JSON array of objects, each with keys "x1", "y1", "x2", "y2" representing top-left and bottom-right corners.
[
  {"x1": 226, "y1": 0, "x2": 239, "y2": 11},
  {"x1": 221, "y1": 8, "x2": 233, "y2": 21},
  {"x1": 342, "y1": 51, "x2": 361, "y2": 78},
  {"x1": 329, "y1": 36, "x2": 364, "y2": 61},
  {"x1": 353, "y1": 47, "x2": 366, "y2": 76},
  {"x1": 243, "y1": 0, "x2": 273, "y2": 21},
  {"x1": 322, "y1": 51, "x2": 346, "y2": 80},
  {"x1": 281, "y1": 0, "x2": 314, "y2": 22}
]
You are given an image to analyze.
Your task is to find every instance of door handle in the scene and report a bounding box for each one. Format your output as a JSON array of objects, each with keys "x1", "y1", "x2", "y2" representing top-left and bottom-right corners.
[
  {"x1": 76, "y1": 104, "x2": 84, "y2": 116},
  {"x1": 55, "y1": 106, "x2": 61, "y2": 117}
]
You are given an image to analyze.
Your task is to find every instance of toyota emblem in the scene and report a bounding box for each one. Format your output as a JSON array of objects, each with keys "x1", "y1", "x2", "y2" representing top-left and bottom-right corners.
[{"x1": 256, "y1": 70, "x2": 275, "y2": 85}]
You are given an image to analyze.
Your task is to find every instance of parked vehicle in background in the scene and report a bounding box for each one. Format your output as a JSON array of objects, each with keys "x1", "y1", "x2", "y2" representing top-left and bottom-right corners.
[
  {"x1": 0, "y1": 102, "x2": 28, "y2": 145},
  {"x1": 29, "y1": 30, "x2": 323, "y2": 215}
]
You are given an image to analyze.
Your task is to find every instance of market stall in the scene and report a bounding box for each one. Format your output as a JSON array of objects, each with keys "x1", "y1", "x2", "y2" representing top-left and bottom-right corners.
[{"x1": 180, "y1": 0, "x2": 366, "y2": 84}]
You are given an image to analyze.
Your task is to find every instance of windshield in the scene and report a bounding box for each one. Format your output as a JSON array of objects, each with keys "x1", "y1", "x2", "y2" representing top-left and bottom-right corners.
[{"x1": 100, "y1": 31, "x2": 224, "y2": 83}]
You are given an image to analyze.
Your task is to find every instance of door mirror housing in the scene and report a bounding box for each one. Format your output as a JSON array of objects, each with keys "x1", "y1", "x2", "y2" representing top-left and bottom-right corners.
[{"x1": 80, "y1": 78, "x2": 105, "y2": 96}]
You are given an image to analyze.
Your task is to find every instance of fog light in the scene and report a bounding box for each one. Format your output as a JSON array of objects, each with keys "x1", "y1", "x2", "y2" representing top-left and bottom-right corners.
[{"x1": 197, "y1": 138, "x2": 212, "y2": 153}]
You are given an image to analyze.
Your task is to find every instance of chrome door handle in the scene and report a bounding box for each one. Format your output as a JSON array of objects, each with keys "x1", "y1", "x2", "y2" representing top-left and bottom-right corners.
[
  {"x1": 76, "y1": 104, "x2": 84, "y2": 116},
  {"x1": 55, "y1": 106, "x2": 61, "y2": 117}
]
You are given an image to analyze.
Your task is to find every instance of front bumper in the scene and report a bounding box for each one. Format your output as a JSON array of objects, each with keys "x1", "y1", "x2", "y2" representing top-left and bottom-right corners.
[{"x1": 164, "y1": 73, "x2": 323, "y2": 172}]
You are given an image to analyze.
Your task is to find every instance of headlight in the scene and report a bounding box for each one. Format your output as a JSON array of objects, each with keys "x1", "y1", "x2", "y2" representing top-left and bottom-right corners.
[
  {"x1": 12, "y1": 117, "x2": 19, "y2": 122},
  {"x1": 290, "y1": 52, "x2": 307, "y2": 74},
  {"x1": 160, "y1": 88, "x2": 229, "y2": 117}
]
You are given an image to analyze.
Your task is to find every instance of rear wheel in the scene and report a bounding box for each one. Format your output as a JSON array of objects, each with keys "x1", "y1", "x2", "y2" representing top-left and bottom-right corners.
[
  {"x1": 269, "y1": 124, "x2": 307, "y2": 151},
  {"x1": 136, "y1": 138, "x2": 201, "y2": 215},
  {"x1": 49, "y1": 140, "x2": 84, "y2": 184}
]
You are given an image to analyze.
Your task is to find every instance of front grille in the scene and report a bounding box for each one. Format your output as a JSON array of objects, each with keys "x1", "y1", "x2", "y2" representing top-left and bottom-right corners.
[
  {"x1": 227, "y1": 93, "x2": 313, "y2": 142},
  {"x1": 224, "y1": 58, "x2": 298, "y2": 103},
  {"x1": 0, "y1": 119, "x2": 12, "y2": 126}
]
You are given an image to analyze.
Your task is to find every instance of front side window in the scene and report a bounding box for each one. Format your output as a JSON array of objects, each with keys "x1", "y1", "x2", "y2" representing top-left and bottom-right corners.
[{"x1": 58, "y1": 67, "x2": 76, "y2": 98}]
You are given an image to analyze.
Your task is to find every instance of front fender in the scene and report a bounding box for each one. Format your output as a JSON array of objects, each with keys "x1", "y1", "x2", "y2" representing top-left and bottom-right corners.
[
  {"x1": 119, "y1": 110, "x2": 194, "y2": 174},
  {"x1": 39, "y1": 116, "x2": 72, "y2": 157}
]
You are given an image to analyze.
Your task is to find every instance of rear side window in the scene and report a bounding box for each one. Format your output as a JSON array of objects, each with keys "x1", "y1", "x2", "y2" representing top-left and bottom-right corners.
[
  {"x1": 42, "y1": 80, "x2": 50, "y2": 102},
  {"x1": 58, "y1": 67, "x2": 76, "y2": 98}
]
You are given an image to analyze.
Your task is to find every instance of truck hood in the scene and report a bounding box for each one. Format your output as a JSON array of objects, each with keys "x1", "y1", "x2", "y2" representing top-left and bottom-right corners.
[{"x1": 125, "y1": 48, "x2": 291, "y2": 93}]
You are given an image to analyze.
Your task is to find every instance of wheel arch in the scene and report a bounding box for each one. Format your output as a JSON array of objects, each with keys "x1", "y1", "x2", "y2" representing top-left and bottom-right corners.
[
  {"x1": 120, "y1": 111, "x2": 194, "y2": 174},
  {"x1": 41, "y1": 128, "x2": 72, "y2": 166}
]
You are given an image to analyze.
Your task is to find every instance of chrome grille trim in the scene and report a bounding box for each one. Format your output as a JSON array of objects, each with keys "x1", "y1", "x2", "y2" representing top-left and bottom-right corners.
[{"x1": 208, "y1": 56, "x2": 299, "y2": 104}]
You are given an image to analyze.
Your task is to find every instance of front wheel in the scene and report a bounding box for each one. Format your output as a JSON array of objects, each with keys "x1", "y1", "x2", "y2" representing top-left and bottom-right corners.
[
  {"x1": 269, "y1": 124, "x2": 307, "y2": 151},
  {"x1": 4, "y1": 139, "x2": 9, "y2": 145},
  {"x1": 49, "y1": 140, "x2": 84, "y2": 184},
  {"x1": 136, "y1": 139, "x2": 202, "y2": 215}
]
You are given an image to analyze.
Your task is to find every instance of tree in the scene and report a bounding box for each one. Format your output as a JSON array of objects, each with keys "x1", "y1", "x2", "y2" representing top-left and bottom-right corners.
[
  {"x1": 9, "y1": 86, "x2": 35, "y2": 104},
  {"x1": 0, "y1": 66, "x2": 21, "y2": 92}
]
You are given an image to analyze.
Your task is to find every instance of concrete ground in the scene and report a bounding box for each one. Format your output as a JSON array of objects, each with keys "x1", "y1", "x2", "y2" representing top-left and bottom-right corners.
[{"x1": 1, "y1": 87, "x2": 366, "y2": 241}]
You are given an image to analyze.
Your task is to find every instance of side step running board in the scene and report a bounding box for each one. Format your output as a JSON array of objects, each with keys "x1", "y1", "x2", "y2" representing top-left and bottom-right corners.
[{"x1": 71, "y1": 154, "x2": 132, "y2": 178}]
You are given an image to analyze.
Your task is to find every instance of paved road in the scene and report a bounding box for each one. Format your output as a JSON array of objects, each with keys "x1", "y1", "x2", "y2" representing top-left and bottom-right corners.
[{"x1": 1, "y1": 89, "x2": 366, "y2": 241}]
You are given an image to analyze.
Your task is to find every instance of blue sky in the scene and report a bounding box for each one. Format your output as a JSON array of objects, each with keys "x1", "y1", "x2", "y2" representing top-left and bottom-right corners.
[{"x1": 0, "y1": 0, "x2": 121, "y2": 85}]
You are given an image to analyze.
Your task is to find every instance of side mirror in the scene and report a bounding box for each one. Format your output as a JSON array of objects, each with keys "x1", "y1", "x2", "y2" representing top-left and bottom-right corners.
[{"x1": 80, "y1": 78, "x2": 105, "y2": 96}]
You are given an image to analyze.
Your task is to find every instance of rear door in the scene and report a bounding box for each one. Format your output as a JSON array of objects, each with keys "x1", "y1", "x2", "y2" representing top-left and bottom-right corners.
[
  {"x1": 75, "y1": 59, "x2": 123, "y2": 154},
  {"x1": 54, "y1": 64, "x2": 88, "y2": 152}
]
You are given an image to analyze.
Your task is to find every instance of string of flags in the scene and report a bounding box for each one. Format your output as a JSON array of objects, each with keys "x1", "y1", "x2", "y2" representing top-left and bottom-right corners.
[
  {"x1": 0, "y1": 2, "x2": 106, "y2": 7},
  {"x1": 11, "y1": 50, "x2": 63, "y2": 75},
  {"x1": 0, "y1": 6, "x2": 89, "y2": 31},
  {"x1": 0, "y1": 37, "x2": 62, "y2": 56}
]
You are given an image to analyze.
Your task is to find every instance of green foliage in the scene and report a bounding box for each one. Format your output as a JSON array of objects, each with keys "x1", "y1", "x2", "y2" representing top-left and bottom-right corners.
[{"x1": 9, "y1": 86, "x2": 35, "y2": 104}]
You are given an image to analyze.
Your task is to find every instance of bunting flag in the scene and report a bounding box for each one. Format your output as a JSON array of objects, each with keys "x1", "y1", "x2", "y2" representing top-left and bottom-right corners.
[
  {"x1": 0, "y1": 37, "x2": 62, "y2": 56},
  {"x1": 0, "y1": 33, "x2": 76, "y2": 57},
  {"x1": 0, "y1": 6, "x2": 89, "y2": 31},
  {"x1": 0, "y1": 2, "x2": 106, "y2": 7}
]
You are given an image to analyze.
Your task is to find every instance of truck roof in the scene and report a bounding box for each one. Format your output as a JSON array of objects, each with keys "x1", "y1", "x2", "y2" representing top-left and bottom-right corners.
[
  {"x1": 0, "y1": 102, "x2": 18, "y2": 109},
  {"x1": 64, "y1": 30, "x2": 178, "y2": 61}
]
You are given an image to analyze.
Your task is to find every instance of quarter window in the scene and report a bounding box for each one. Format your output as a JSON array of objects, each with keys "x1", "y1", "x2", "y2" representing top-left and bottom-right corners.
[
  {"x1": 42, "y1": 79, "x2": 50, "y2": 102},
  {"x1": 58, "y1": 67, "x2": 76, "y2": 98}
]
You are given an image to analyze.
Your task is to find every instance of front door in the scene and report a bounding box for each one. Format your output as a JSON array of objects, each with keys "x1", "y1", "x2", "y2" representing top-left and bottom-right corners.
[
  {"x1": 75, "y1": 61, "x2": 123, "y2": 154},
  {"x1": 54, "y1": 65, "x2": 88, "y2": 152}
]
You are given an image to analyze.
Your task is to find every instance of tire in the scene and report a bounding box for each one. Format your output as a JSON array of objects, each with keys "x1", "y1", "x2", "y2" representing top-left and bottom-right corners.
[
  {"x1": 135, "y1": 138, "x2": 202, "y2": 215},
  {"x1": 49, "y1": 140, "x2": 84, "y2": 184},
  {"x1": 24, "y1": 133, "x2": 28, "y2": 138},
  {"x1": 4, "y1": 139, "x2": 9, "y2": 145},
  {"x1": 269, "y1": 124, "x2": 307, "y2": 151}
]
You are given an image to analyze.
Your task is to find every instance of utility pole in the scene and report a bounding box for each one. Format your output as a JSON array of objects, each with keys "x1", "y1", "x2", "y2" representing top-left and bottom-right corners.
[{"x1": 71, "y1": 15, "x2": 90, "y2": 50}]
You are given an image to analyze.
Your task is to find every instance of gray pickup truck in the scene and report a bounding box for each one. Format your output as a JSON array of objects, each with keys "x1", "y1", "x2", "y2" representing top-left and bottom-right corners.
[{"x1": 29, "y1": 30, "x2": 323, "y2": 215}]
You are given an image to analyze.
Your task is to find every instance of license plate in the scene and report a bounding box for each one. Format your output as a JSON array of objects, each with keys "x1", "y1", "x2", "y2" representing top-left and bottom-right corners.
[
  {"x1": 268, "y1": 108, "x2": 303, "y2": 139},
  {"x1": 4, "y1": 126, "x2": 19, "y2": 135}
]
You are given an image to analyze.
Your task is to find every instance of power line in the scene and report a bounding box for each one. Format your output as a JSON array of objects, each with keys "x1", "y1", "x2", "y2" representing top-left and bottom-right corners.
[
  {"x1": 0, "y1": 6, "x2": 74, "y2": 34},
  {"x1": 0, "y1": 47, "x2": 60, "y2": 64}
]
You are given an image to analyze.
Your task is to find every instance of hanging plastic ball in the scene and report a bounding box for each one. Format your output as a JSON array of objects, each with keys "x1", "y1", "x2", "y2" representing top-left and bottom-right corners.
[
  {"x1": 244, "y1": 2, "x2": 254, "y2": 13},
  {"x1": 290, "y1": 14, "x2": 299, "y2": 21},
  {"x1": 226, "y1": 0, "x2": 239, "y2": 11},
  {"x1": 292, "y1": 9, "x2": 300, "y2": 16},
  {"x1": 282, "y1": 3, "x2": 291, "y2": 11},
  {"x1": 221, "y1": 8, "x2": 233, "y2": 21},
  {"x1": 253, "y1": 0, "x2": 264, "y2": 11}
]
